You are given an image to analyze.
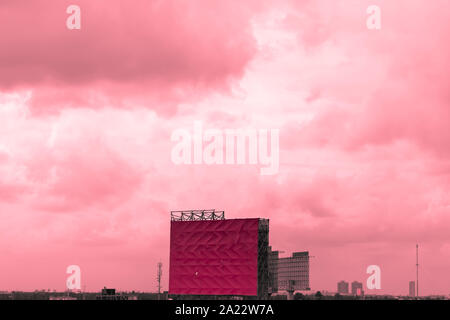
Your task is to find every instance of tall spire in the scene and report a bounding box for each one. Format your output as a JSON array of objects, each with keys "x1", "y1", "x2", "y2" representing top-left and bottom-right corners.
[{"x1": 416, "y1": 244, "x2": 419, "y2": 297}]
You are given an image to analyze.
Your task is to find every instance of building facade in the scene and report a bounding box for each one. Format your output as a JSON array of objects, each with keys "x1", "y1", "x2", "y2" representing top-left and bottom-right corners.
[
  {"x1": 268, "y1": 247, "x2": 279, "y2": 294},
  {"x1": 268, "y1": 248, "x2": 310, "y2": 293}
]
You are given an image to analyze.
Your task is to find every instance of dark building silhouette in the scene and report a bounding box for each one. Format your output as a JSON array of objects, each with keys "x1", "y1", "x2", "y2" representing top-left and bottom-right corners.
[
  {"x1": 337, "y1": 281, "x2": 349, "y2": 294},
  {"x1": 96, "y1": 288, "x2": 134, "y2": 300},
  {"x1": 351, "y1": 281, "x2": 364, "y2": 296}
]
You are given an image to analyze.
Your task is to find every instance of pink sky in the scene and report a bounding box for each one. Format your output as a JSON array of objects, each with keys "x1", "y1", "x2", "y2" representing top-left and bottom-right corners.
[{"x1": 0, "y1": 0, "x2": 449, "y2": 295}]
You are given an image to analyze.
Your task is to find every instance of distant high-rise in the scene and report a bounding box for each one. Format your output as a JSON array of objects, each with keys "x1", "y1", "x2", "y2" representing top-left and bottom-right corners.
[
  {"x1": 337, "y1": 281, "x2": 349, "y2": 294},
  {"x1": 409, "y1": 281, "x2": 415, "y2": 297},
  {"x1": 268, "y1": 248, "x2": 310, "y2": 292},
  {"x1": 351, "y1": 281, "x2": 364, "y2": 296}
]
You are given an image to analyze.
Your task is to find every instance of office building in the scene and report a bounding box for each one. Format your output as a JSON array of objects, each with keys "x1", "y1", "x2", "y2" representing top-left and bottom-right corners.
[
  {"x1": 268, "y1": 248, "x2": 310, "y2": 293},
  {"x1": 337, "y1": 281, "x2": 349, "y2": 294},
  {"x1": 351, "y1": 281, "x2": 364, "y2": 296}
]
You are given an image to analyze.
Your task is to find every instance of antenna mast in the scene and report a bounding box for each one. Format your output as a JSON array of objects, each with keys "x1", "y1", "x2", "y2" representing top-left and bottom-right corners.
[
  {"x1": 416, "y1": 244, "x2": 419, "y2": 297},
  {"x1": 157, "y1": 262, "x2": 163, "y2": 295}
]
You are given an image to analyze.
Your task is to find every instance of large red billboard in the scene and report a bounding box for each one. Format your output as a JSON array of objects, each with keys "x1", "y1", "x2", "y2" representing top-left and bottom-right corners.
[{"x1": 169, "y1": 218, "x2": 259, "y2": 296}]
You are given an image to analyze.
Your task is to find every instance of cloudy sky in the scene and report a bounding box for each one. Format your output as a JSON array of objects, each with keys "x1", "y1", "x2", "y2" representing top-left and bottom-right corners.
[{"x1": 0, "y1": 0, "x2": 449, "y2": 295}]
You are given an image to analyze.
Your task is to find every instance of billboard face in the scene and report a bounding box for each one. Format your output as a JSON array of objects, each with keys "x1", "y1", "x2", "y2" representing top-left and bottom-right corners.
[{"x1": 169, "y1": 218, "x2": 259, "y2": 296}]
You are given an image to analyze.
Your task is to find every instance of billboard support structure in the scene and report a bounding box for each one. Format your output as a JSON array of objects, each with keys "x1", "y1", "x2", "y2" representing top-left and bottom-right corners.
[{"x1": 171, "y1": 209, "x2": 225, "y2": 221}]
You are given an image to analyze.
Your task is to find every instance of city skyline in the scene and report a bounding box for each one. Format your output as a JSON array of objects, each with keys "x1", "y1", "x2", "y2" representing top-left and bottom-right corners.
[{"x1": 0, "y1": 220, "x2": 442, "y2": 297}]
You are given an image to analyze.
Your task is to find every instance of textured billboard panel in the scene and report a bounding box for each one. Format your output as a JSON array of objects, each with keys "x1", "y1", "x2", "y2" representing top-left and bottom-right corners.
[{"x1": 169, "y1": 218, "x2": 259, "y2": 296}]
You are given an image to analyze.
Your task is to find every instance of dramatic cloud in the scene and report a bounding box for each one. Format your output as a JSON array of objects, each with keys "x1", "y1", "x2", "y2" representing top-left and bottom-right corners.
[
  {"x1": 0, "y1": 0, "x2": 262, "y2": 113},
  {"x1": 281, "y1": 0, "x2": 450, "y2": 156}
]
